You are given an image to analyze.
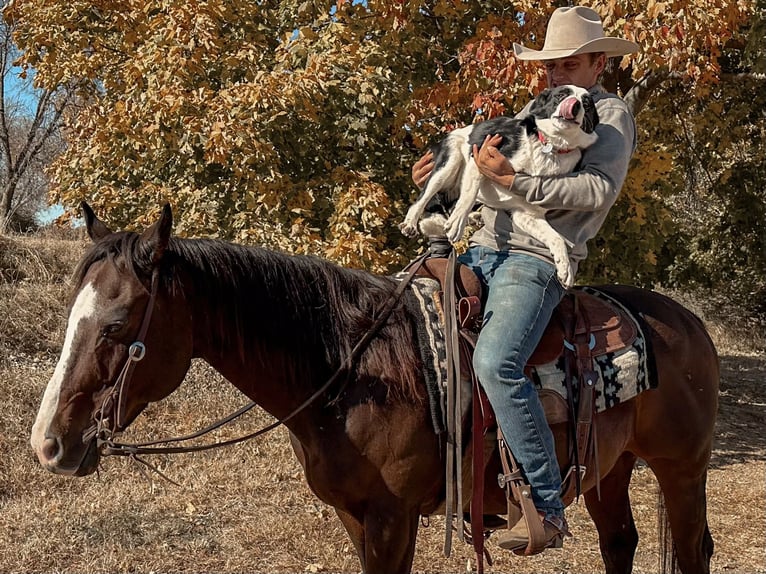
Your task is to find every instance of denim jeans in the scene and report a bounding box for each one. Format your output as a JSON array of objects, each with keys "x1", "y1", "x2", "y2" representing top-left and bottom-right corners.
[{"x1": 459, "y1": 246, "x2": 566, "y2": 519}]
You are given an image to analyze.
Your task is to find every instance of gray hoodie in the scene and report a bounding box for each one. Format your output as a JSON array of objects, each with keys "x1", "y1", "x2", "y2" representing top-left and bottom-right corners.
[{"x1": 469, "y1": 84, "x2": 637, "y2": 277}]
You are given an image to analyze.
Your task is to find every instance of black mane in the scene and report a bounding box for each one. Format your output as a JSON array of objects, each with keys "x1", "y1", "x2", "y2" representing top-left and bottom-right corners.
[{"x1": 73, "y1": 233, "x2": 422, "y2": 398}]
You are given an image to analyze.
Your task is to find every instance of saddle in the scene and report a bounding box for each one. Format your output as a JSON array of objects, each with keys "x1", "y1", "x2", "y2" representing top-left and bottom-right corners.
[
  {"x1": 414, "y1": 256, "x2": 637, "y2": 569},
  {"x1": 414, "y1": 256, "x2": 636, "y2": 376}
]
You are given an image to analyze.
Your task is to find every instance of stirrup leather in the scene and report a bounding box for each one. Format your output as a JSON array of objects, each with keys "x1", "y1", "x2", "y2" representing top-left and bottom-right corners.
[{"x1": 496, "y1": 431, "x2": 549, "y2": 555}]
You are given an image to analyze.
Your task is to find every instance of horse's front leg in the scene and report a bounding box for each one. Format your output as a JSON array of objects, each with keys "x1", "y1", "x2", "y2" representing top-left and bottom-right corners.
[
  {"x1": 334, "y1": 508, "x2": 365, "y2": 567},
  {"x1": 335, "y1": 503, "x2": 419, "y2": 574},
  {"x1": 291, "y1": 433, "x2": 421, "y2": 573},
  {"x1": 359, "y1": 501, "x2": 420, "y2": 574}
]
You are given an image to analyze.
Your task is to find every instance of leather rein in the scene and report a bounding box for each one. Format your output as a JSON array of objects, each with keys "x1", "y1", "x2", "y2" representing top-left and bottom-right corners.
[{"x1": 94, "y1": 252, "x2": 429, "y2": 458}]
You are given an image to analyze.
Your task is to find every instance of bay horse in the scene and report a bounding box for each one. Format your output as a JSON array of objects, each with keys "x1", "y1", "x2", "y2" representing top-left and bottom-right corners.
[{"x1": 30, "y1": 203, "x2": 718, "y2": 574}]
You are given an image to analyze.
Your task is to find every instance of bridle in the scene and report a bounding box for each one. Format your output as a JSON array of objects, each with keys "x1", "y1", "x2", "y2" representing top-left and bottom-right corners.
[
  {"x1": 93, "y1": 252, "x2": 429, "y2": 459},
  {"x1": 89, "y1": 266, "x2": 161, "y2": 450}
]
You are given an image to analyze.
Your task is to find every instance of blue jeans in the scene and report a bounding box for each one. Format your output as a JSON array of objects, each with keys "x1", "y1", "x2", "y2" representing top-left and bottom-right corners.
[{"x1": 459, "y1": 246, "x2": 566, "y2": 519}]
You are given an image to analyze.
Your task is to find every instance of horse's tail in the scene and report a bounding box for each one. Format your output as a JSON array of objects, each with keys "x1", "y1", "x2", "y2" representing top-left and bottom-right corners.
[{"x1": 657, "y1": 487, "x2": 679, "y2": 574}]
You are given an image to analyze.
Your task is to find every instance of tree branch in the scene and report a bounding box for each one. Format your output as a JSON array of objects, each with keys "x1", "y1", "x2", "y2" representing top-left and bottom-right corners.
[{"x1": 623, "y1": 70, "x2": 668, "y2": 117}]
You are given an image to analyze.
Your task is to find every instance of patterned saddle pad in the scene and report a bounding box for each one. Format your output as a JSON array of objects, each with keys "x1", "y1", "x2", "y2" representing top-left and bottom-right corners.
[{"x1": 403, "y1": 278, "x2": 655, "y2": 434}]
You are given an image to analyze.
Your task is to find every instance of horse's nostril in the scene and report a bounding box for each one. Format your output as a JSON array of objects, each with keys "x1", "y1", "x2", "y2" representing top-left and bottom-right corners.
[{"x1": 41, "y1": 437, "x2": 61, "y2": 462}]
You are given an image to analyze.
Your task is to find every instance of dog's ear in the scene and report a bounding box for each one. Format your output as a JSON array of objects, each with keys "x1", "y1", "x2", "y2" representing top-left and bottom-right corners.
[
  {"x1": 529, "y1": 89, "x2": 554, "y2": 119},
  {"x1": 581, "y1": 94, "x2": 600, "y2": 134}
]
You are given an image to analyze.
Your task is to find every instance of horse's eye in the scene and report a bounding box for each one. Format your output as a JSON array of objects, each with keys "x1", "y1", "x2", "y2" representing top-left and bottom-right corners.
[{"x1": 101, "y1": 321, "x2": 125, "y2": 338}]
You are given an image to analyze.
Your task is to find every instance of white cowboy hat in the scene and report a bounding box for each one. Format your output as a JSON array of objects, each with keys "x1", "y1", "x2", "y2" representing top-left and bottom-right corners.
[{"x1": 513, "y1": 6, "x2": 639, "y2": 61}]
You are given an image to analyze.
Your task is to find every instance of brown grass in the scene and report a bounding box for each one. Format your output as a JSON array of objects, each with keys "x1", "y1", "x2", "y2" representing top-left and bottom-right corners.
[{"x1": 0, "y1": 234, "x2": 763, "y2": 573}]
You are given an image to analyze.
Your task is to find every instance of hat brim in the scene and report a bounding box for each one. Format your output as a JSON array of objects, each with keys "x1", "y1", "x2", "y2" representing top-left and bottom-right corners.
[{"x1": 513, "y1": 38, "x2": 639, "y2": 61}]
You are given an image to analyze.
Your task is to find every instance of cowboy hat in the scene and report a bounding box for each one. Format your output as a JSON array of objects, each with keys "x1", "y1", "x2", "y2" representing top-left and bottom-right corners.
[{"x1": 513, "y1": 6, "x2": 639, "y2": 61}]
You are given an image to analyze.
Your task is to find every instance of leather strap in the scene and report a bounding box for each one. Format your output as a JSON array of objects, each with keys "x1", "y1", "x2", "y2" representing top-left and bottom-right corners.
[
  {"x1": 92, "y1": 267, "x2": 160, "y2": 438},
  {"x1": 443, "y1": 250, "x2": 458, "y2": 554},
  {"x1": 497, "y1": 431, "x2": 548, "y2": 555},
  {"x1": 470, "y1": 364, "x2": 485, "y2": 574},
  {"x1": 560, "y1": 292, "x2": 601, "y2": 504}
]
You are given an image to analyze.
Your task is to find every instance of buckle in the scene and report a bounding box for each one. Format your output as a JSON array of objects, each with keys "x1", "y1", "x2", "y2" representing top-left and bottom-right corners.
[
  {"x1": 563, "y1": 333, "x2": 595, "y2": 352},
  {"x1": 498, "y1": 469, "x2": 525, "y2": 489},
  {"x1": 128, "y1": 341, "x2": 146, "y2": 361},
  {"x1": 562, "y1": 464, "x2": 587, "y2": 484}
]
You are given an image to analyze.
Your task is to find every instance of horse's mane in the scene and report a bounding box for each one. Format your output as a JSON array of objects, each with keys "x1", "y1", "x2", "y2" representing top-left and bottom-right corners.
[{"x1": 73, "y1": 232, "x2": 423, "y2": 401}]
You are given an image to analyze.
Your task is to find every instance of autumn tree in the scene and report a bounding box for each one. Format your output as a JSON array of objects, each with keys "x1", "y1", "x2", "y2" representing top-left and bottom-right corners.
[
  {"x1": 3, "y1": 0, "x2": 758, "y2": 300},
  {"x1": 652, "y1": 1, "x2": 766, "y2": 318},
  {"x1": 0, "y1": 8, "x2": 69, "y2": 232}
]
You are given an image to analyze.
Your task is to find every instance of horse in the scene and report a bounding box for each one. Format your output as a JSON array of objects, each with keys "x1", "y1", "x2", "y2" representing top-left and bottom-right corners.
[{"x1": 30, "y1": 203, "x2": 719, "y2": 574}]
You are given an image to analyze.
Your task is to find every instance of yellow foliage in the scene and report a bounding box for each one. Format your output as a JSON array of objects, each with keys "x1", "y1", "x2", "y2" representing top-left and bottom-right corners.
[{"x1": 4, "y1": 0, "x2": 755, "y2": 279}]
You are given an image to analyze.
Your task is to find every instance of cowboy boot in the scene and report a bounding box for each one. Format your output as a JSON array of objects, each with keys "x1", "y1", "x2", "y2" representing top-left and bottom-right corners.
[{"x1": 496, "y1": 511, "x2": 570, "y2": 555}]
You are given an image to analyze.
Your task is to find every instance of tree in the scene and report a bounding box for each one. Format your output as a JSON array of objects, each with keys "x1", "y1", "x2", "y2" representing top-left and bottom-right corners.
[
  {"x1": 3, "y1": 0, "x2": 757, "y2": 284},
  {"x1": 652, "y1": 4, "x2": 766, "y2": 319},
  {"x1": 0, "y1": 9, "x2": 69, "y2": 232}
]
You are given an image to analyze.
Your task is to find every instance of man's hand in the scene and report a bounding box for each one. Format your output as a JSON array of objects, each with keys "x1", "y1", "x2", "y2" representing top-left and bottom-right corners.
[
  {"x1": 472, "y1": 134, "x2": 516, "y2": 188},
  {"x1": 411, "y1": 150, "x2": 434, "y2": 189}
]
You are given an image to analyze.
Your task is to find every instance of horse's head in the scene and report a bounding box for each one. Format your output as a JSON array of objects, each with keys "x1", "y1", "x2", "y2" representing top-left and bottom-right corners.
[{"x1": 30, "y1": 203, "x2": 193, "y2": 476}]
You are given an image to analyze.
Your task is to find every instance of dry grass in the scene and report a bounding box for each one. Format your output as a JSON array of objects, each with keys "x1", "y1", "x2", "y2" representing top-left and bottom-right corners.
[{"x1": 0, "y1": 234, "x2": 763, "y2": 573}]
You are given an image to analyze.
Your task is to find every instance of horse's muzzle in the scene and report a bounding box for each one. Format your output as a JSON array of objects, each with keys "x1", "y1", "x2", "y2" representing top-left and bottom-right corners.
[{"x1": 36, "y1": 435, "x2": 100, "y2": 477}]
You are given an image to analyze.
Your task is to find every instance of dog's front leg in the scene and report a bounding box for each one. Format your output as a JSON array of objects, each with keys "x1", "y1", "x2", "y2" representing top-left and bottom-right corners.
[
  {"x1": 400, "y1": 150, "x2": 462, "y2": 238},
  {"x1": 512, "y1": 210, "x2": 575, "y2": 288},
  {"x1": 444, "y1": 165, "x2": 481, "y2": 243},
  {"x1": 400, "y1": 191, "x2": 436, "y2": 238}
]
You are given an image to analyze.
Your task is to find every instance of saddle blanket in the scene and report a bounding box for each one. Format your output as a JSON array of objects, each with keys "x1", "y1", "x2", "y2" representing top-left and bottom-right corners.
[{"x1": 402, "y1": 276, "x2": 654, "y2": 434}]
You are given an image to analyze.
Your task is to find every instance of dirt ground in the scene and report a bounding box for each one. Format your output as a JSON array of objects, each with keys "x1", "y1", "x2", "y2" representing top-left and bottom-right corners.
[{"x1": 1, "y1": 350, "x2": 763, "y2": 574}]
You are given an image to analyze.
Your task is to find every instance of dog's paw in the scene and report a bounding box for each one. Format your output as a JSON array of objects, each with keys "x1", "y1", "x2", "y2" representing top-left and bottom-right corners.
[
  {"x1": 399, "y1": 220, "x2": 418, "y2": 238},
  {"x1": 444, "y1": 216, "x2": 467, "y2": 244},
  {"x1": 548, "y1": 244, "x2": 574, "y2": 288},
  {"x1": 558, "y1": 268, "x2": 574, "y2": 289},
  {"x1": 554, "y1": 260, "x2": 574, "y2": 289}
]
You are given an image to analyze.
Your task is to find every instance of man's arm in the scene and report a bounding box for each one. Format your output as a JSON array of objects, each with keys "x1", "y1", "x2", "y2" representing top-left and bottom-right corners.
[
  {"x1": 471, "y1": 134, "x2": 517, "y2": 188},
  {"x1": 473, "y1": 97, "x2": 636, "y2": 213},
  {"x1": 513, "y1": 100, "x2": 636, "y2": 212}
]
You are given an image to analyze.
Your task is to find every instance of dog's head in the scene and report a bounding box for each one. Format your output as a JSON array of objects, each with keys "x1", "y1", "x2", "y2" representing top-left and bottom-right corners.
[{"x1": 528, "y1": 85, "x2": 599, "y2": 134}]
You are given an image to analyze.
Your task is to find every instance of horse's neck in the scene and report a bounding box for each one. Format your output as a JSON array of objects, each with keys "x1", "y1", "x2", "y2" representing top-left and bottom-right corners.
[
  {"x1": 176, "y1": 252, "x2": 333, "y2": 422},
  {"x1": 202, "y1": 347, "x2": 308, "y2": 421}
]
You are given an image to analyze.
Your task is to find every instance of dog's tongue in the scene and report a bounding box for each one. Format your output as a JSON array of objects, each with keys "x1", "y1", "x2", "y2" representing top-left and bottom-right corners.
[{"x1": 560, "y1": 97, "x2": 578, "y2": 120}]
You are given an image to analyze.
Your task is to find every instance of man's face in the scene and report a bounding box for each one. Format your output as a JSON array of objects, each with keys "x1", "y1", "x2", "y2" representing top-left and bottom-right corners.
[{"x1": 544, "y1": 53, "x2": 606, "y2": 89}]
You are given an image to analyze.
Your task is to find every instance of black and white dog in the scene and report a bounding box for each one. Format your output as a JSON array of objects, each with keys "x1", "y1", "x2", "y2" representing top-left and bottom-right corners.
[{"x1": 401, "y1": 85, "x2": 599, "y2": 287}]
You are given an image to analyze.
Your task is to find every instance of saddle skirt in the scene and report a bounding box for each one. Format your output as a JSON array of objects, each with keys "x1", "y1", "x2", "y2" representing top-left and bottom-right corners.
[{"x1": 402, "y1": 259, "x2": 653, "y2": 434}]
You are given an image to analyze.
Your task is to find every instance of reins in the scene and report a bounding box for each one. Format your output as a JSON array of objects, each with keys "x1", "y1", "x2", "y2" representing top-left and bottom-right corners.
[{"x1": 97, "y1": 251, "x2": 430, "y2": 458}]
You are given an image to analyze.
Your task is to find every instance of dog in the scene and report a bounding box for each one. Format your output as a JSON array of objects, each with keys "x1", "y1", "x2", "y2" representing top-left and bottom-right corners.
[{"x1": 400, "y1": 84, "x2": 599, "y2": 288}]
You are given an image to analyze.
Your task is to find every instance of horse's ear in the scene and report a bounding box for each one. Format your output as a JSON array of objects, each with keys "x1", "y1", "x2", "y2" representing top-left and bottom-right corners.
[
  {"x1": 81, "y1": 201, "x2": 113, "y2": 241},
  {"x1": 140, "y1": 203, "x2": 173, "y2": 264}
]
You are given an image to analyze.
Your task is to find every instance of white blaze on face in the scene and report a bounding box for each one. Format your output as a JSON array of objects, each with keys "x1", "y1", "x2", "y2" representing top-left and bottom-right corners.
[{"x1": 30, "y1": 282, "x2": 100, "y2": 455}]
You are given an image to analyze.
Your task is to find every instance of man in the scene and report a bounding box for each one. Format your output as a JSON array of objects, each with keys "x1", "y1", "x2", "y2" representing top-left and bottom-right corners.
[{"x1": 411, "y1": 6, "x2": 639, "y2": 553}]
